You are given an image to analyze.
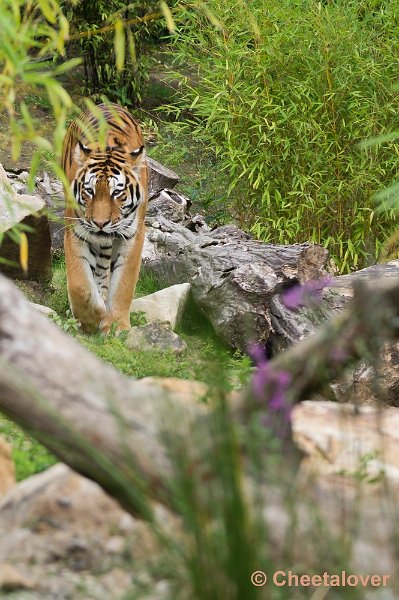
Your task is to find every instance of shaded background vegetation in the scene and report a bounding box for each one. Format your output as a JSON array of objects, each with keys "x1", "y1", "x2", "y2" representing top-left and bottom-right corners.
[
  {"x1": 65, "y1": 0, "x2": 399, "y2": 271},
  {"x1": 163, "y1": 0, "x2": 399, "y2": 271}
]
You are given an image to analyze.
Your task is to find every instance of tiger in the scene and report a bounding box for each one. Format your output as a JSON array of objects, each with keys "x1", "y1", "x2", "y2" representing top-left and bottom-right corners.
[{"x1": 61, "y1": 102, "x2": 148, "y2": 334}]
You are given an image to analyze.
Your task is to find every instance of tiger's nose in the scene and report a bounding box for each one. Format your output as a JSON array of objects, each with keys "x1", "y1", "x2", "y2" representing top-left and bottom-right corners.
[{"x1": 93, "y1": 219, "x2": 110, "y2": 230}]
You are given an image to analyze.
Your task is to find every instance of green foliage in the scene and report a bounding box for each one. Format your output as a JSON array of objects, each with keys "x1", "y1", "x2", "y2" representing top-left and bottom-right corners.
[
  {"x1": 0, "y1": 0, "x2": 78, "y2": 271},
  {"x1": 130, "y1": 310, "x2": 148, "y2": 327},
  {"x1": 62, "y1": 0, "x2": 173, "y2": 106},
  {"x1": 134, "y1": 270, "x2": 163, "y2": 297},
  {"x1": 148, "y1": 119, "x2": 230, "y2": 221},
  {"x1": 166, "y1": 0, "x2": 399, "y2": 271},
  {"x1": 0, "y1": 415, "x2": 56, "y2": 481},
  {"x1": 48, "y1": 254, "x2": 70, "y2": 315},
  {"x1": 50, "y1": 309, "x2": 80, "y2": 333},
  {"x1": 0, "y1": 0, "x2": 77, "y2": 181}
]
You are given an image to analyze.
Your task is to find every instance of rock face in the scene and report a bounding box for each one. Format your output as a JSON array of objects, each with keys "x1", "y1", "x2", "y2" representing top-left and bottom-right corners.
[
  {"x1": 292, "y1": 400, "x2": 399, "y2": 481},
  {"x1": 0, "y1": 464, "x2": 165, "y2": 599},
  {"x1": 0, "y1": 435, "x2": 15, "y2": 497},
  {"x1": 0, "y1": 165, "x2": 51, "y2": 281},
  {"x1": 130, "y1": 283, "x2": 191, "y2": 331},
  {"x1": 126, "y1": 321, "x2": 187, "y2": 355}
]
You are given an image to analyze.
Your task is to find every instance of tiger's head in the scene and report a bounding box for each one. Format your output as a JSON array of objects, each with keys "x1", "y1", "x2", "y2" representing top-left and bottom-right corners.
[{"x1": 71, "y1": 141, "x2": 146, "y2": 239}]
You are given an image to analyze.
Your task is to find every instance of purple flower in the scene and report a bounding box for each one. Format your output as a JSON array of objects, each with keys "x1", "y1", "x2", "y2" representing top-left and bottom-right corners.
[
  {"x1": 248, "y1": 342, "x2": 268, "y2": 365},
  {"x1": 282, "y1": 276, "x2": 332, "y2": 310},
  {"x1": 249, "y1": 343, "x2": 293, "y2": 437},
  {"x1": 329, "y1": 345, "x2": 349, "y2": 363}
]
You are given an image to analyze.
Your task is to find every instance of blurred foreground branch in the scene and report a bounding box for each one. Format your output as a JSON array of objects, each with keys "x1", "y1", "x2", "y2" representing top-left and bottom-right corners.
[{"x1": 0, "y1": 274, "x2": 398, "y2": 516}]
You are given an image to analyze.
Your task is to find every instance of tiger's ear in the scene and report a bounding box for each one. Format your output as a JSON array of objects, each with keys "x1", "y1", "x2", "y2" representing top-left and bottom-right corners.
[
  {"x1": 130, "y1": 145, "x2": 145, "y2": 172},
  {"x1": 73, "y1": 141, "x2": 92, "y2": 166},
  {"x1": 78, "y1": 140, "x2": 92, "y2": 157}
]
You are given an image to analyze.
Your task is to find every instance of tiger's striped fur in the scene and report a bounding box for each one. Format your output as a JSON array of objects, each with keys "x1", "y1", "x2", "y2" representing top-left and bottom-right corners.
[{"x1": 62, "y1": 103, "x2": 148, "y2": 333}]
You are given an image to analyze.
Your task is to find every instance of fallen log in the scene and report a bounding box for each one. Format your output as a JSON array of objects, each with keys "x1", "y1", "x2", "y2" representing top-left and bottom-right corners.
[{"x1": 143, "y1": 216, "x2": 329, "y2": 351}]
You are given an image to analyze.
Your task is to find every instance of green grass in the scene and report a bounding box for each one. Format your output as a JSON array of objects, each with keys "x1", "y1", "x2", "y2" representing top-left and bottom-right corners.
[
  {"x1": 47, "y1": 257, "x2": 252, "y2": 385},
  {"x1": 0, "y1": 416, "x2": 57, "y2": 481}
]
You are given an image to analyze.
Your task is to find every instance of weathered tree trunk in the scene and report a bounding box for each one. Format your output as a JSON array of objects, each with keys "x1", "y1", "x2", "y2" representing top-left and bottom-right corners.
[
  {"x1": 147, "y1": 157, "x2": 180, "y2": 198},
  {"x1": 143, "y1": 216, "x2": 329, "y2": 351}
]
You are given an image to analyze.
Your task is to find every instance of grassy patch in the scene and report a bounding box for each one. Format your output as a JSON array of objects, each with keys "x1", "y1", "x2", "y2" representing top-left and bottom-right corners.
[
  {"x1": 0, "y1": 416, "x2": 57, "y2": 481},
  {"x1": 76, "y1": 298, "x2": 252, "y2": 386},
  {"x1": 46, "y1": 259, "x2": 252, "y2": 386}
]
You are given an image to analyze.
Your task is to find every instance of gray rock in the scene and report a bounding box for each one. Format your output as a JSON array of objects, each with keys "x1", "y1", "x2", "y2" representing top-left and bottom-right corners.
[
  {"x1": 125, "y1": 321, "x2": 187, "y2": 355},
  {"x1": 146, "y1": 188, "x2": 190, "y2": 225},
  {"x1": 130, "y1": 283, "x2": 190, "y2": 331},
  {"x1": 29, "y1": 302, "x2": 56, "y2": 317},
  {"x1": 0, "y1": 164, "x2": 45, "y2": 233},
  {"x1": 0, "y1": 464, "x2": 168, "y2": 599}
]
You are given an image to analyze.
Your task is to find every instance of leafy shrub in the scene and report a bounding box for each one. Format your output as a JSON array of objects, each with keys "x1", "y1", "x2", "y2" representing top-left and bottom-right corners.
[
  {"x1": 62, "y1": 0, "x2": 175, "y2": 105},
  {"x1": 166, "y1": 0, "x2": 399, "y2": 271},
  {"x1": 0, "y1": 0, "x2": 77, "y2": 179}
]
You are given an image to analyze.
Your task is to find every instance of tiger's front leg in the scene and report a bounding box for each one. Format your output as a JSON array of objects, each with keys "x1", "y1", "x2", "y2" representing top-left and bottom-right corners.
[
  {"x1": 65, "y1": 229, "x2": 107, "y2": 333},
  {"x1": 100, "y1": 227, "x2": 145, "y2": 334}
]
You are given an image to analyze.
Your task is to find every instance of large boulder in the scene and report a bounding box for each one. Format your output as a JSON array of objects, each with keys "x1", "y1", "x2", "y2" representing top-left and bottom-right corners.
[
  {"x1": 130, "y1": 283, "x2": 190, "y2": 331},
  {"x1": 0, "y1": 463, "x2": 174, "y2": 599},
  {"x1": 292, "y1": 400, "x2": 399, "y2": 481}
]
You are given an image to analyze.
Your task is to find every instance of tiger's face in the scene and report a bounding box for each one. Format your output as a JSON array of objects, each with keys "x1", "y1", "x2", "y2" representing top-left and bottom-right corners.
[{"x1": 72, "y1": 142, "x2": 145, "y2": 240}]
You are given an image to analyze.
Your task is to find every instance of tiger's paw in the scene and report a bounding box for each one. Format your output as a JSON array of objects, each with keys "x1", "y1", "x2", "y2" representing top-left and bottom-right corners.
[{"x1": 100, "y1": 315, "x2": 131, "y2": 336}]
